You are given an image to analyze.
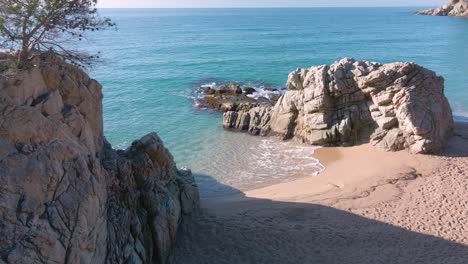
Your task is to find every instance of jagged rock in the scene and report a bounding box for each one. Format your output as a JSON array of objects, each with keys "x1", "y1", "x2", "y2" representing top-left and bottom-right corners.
[
  {"x1": 197, "y1": 94, "x2": 259, "y2": 112},
  {"x1": 417, "y1": 0, "x2": 468, "y2": 17},
  {"x1": 223, "y1": 105, "x2": 272, "y2": 136},
  {"x1": 195, "y1": 83, "x2": 283, "y2": 111},
  {"x1": 223, "y1": 58, "x2": 453, "y2": 154},
  {"x1": 0, "y1": 53, "x2": 199, "y2": 264},
  {"x1": 104, "y1": 134, "x2": 199, "y2": 264},
  {"x1": 217, "y1": 83, "x2": 242, "y2": 94}
]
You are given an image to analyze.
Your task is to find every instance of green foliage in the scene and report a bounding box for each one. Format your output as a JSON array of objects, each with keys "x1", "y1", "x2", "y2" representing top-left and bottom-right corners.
[{"x1": 0, "y1": 0, "x2": 115, "y2": 67}]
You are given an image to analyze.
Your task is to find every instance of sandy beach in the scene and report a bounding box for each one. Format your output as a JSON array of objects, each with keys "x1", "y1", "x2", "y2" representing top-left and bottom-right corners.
[{"x1": 169, "y1": 122, "x2": 468, "y2": 264}]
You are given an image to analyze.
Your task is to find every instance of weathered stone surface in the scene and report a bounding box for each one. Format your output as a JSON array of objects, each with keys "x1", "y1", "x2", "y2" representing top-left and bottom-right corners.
[
  {"x1": 417, "y1": 0, "x2": 468, "y2": 17},
  {"x1": 223, "y1": 58, "x2": 453, "y2": 154},
  {"x1": 223, "y1": 105, "x2": 272, "y2": 136},
  {"x1": 0, "y1": 53, "x2": 199, "y2": 264},
  {"x1": 103, "y1": 134, "x2": 199, "y2": 264}
]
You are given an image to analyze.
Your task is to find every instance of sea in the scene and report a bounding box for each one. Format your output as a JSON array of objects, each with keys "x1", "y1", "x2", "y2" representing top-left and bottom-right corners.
[{"x1": 83, "y1": 8, "x2": 468, "y2": 196}]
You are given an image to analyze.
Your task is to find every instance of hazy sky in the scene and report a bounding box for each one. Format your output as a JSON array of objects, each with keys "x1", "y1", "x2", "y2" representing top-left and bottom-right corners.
[{"x1": 97, "y1": 0, "x2": 447, "y2": 8}]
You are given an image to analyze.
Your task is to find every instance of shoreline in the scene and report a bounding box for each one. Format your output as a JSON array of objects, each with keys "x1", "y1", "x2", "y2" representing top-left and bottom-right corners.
[
  {"x1": 203, "y1": 143, "x2": 434, "y2": 205},
  {"x1": 205, "y1": 121, "x2": 468, "y2": 203},
  {"x1": 190, "y1": 131, "x2": 325, "y2": 198},
  {"x1": 171, "y1": 122, "x2": 468, "y2": 263}
]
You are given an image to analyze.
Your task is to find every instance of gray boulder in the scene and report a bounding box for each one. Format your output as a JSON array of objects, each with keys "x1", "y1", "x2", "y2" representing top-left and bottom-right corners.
[
  {"x1": 223, "y1": 58, "x2": 453, "y2": 154},
  {"x1": 223, "y1": 105, "x2": 272, "y2": 136}
]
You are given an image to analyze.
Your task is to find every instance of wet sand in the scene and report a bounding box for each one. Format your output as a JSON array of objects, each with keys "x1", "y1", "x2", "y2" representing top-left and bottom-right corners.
[
  {"x1": 243, "y1": 143, "x2": 434, "y2": 203},
  {"x1": 189, "y1": 132, "x2": 324, "y2": 197},
  {"x1": 169, "y1": 123, "x2": 468, "y2": 264}
]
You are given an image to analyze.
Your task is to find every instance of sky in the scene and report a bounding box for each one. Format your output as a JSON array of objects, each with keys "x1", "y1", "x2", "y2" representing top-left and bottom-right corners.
[{"x1": 97, "y1": 0, "x2": 447, "y2": 8}]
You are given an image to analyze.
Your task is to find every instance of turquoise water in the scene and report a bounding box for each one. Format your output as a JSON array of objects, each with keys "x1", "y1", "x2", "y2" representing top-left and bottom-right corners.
[{"x1": 85, "y1": 8, "x2": 468, "y2": 195}]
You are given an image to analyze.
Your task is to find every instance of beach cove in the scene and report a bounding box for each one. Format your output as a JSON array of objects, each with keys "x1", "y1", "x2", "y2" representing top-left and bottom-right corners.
[
  {"x1": 1, "y1": 3, "x2": 467, "y2": 264},
  {"x1": 86, "y1": 8, "x2": 468, "y2": 194},
  {"x1": 94, "y1": 10, "x2": 467, "y2": 261},
  {"x1": 169, "y1": 122, "x2": 468, "y2": 263}
]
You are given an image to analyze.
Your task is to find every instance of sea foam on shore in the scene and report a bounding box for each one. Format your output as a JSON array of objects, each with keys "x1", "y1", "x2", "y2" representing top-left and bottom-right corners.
[{"x1": 189, "y1": 131, "x2": 324, "y2": 197}]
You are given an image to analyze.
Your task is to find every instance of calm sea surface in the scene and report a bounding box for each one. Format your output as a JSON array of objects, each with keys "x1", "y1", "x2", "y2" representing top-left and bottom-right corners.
[{"x1": 85, "y1": 8, "x2": 468, "y2": 196}]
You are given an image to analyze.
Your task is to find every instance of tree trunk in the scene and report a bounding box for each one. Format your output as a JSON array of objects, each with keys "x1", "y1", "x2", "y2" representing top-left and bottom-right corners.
[{"x1": 18, "y1": 40, "x2": 30, "y2": 68}]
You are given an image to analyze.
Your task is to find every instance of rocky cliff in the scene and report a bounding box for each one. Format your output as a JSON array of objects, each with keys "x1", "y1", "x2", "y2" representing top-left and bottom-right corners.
[
  {"x1": 0, "y1": 53, "x2": 199, "y2": 263},
  {"x1": 223, "y1": 58, "x2": 453, "y2": 154},
  {"x1": 417, "y1": 0, "x2": 468, "y2": 17}
]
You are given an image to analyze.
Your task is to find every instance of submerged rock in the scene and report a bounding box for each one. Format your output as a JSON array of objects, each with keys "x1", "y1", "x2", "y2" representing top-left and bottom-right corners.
[
  {"x1": 217, "y1": 83, "x2": 243, "y2": 95},
  {"x1": 243, "y1": 87, "x2": 257, "y2": 95},
  {"x1": 195, "y1": 82, "x2": 283, "y2": 111},
  {"x1": 417, "y1": 0, "x2": 468, "y2": 17},
  {"x1": 0, "y1": 53, "x2": 199, "y2": 263},
  {"x1": 223, "y1": 58, "x2": 453, "y2": 154}
]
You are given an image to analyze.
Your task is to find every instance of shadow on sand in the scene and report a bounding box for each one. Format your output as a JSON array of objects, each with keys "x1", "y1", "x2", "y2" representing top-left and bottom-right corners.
[
  {"x1": 169, "y1": 174, "x2": 468, "y2": 264},
  {"x1": 437, "y1": 122, "x2": 468, "y2": 158},
  {"x1": 168, "y1": 121, "x2": 468, "y2": 263}
]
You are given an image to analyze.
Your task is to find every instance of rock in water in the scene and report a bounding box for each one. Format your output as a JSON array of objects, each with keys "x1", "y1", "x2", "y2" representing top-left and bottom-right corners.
[
  {"x1": 195, "y1": 82, "x2": 283, "y2": 111},
  {"x1": 0, "y1": 53, "x2": 199, "y2": 264},
  {"x1": 223, "y1": 58, "x2": 453, "y2": 154},
  {"x1": 417, "y1": 0, "x2": 468, "y2": 17}
]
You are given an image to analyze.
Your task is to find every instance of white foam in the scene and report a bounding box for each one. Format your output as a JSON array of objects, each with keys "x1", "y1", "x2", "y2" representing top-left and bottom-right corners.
[
  {"x1": 189, "y1": 132, "x2": 325, "y2": 197},
  {"x1": 246, "y1": 86, "x2": 285, "y2": 101},
  {"x1": 200, "y1": 82, "x2": 216, "y2": 89},
  {"x1": 194, "y1": 82, "x2": 286, "y2": 102}
]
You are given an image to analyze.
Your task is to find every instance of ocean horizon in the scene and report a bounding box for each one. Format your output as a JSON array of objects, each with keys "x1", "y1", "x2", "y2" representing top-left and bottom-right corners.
[
  {"x1": 84, "y1": 7, "x2": 468, "y2": 196},
  {"x1": 96, "y1": 6, "x2": 440, "y2": 9}
]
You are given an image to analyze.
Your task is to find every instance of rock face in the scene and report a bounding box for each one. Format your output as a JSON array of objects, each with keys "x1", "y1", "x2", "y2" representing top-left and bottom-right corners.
[
  {"x1": 223, "y1": 105, "x2": 273, "y2": 136},
  {"x1": 0, "y1": 53, "x2": 199, "y2": 263},
  {"x1": 223, "y1": 58, "x2": 453, "y2": 154},
  {"x1": 417, "y1": 0, "x2": 468, "y2": 17},
  {"x1": 195, "y1": 83, "x2": 283, "y2": 136}
]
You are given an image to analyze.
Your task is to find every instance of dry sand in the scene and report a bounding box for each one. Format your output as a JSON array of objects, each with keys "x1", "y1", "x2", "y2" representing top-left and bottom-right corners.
[{"x1": 169, "y1": 123, "x2": 468, "y2": 264}]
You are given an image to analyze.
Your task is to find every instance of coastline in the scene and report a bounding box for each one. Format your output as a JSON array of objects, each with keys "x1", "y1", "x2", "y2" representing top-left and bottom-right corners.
[
  {"x1": 170, "y1": 122, "x2": 468, "y2": 262},
  {"x1": 3, "y1": 5, "x2": 468, "y2": 263},
  {"x1": 244, "y1": 144, "x2": 432, "y2": 202},
  {"x1": 203, "y1": 140, "x2": 435, "y2": 206},
  {"x1": 211, "y1": 121, "x2": 468, "y2": 203}
]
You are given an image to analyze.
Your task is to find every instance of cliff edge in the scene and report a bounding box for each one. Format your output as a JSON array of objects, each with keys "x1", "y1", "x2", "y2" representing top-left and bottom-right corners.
[
  {"x1": 0, "y1": 53, "x2": 199, "y2": 264},
  {"x1": 417, "y1": 0, "x2": 468, "y2": 17}
]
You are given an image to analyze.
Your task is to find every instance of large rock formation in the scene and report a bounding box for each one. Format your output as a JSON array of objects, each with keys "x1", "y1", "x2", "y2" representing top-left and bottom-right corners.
[
  {"x1": 417, "y1": 0, "x2": 468, "y2": 17},
  {"x1": 0, "y1": 53, "x2": 199, "y2": 263},
  {"x1": 223, "y1": 58, "x2": 453, "y2": 154}
]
